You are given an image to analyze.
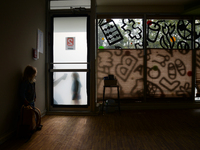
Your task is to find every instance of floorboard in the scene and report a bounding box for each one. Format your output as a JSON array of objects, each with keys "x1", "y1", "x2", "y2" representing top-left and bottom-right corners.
[{"x1": 1, "y1": 109, "x2": 200, "y2": 150}]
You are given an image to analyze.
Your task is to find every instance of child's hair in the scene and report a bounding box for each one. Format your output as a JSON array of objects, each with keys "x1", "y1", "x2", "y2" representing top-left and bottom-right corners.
[{"x1": 23, "y1": 65, "x2": 37, "y2": 82}]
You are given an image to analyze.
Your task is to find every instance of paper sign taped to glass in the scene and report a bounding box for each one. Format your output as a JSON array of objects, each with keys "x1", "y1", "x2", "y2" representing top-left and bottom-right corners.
[{"x1": 66, "y1": 37, "x2": 75, "y2": 50}]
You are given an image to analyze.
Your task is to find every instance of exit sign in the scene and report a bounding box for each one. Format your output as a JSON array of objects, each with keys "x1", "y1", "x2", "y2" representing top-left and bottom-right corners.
[{"x1": 66, "y1": 37, "x2": 75, "y2": 50}]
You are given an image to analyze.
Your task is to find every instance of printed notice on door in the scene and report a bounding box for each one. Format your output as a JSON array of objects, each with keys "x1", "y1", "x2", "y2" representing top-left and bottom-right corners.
[
  {"x1": 37, "y1": 29, "x2": 43, "y2": 54},
  {"x1": 66, "y1": 37, "x2": 75, "y2": 50}
]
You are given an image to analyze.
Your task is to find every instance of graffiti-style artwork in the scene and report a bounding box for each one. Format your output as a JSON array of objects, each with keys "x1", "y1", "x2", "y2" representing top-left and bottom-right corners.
[
  {"x1": 136, "y1": 49, "x2": 151, "y2": 60},
  {"x1": 177, "y1": 41, "x2": 190, "y2": 51},
  {"x1": 146, "y1": 20, "x2": 192, "y2": 50},
  {"x1": 152, "y1": 54, "x2": 170, "y2": 67},
  {"x1": 121, "y1": 19, "x2": 142, "y2": 40},
  {"x1": 134, "y1": 65, "x2": 143, "y2": 76},
  {"x1": 98, "y1": 19, "x2": 143, "y2": 49},
  {"x1": 147, "y1": 49, "x2": 192, "y2": 98},
  {"x1": 135, "y1": 43, "x2": 143, "y2": 49},
  {"x1": 160, "y1": 23, "x2": 176, "y2": 51},
  {"x1": 100, "y1": 20, "x2": 123, "y2": 45},
  {"x1": 177, "y1": 20, "x2": 192, "y2": 40},
  {"x1": 195, "y1": 22, "x2": 200, "y2": 40},
  {"x1": 121, "y1": 19, "x2": 143, "y2": 49},
  {"x1": 147, "y1": 49, "x2": 151, "y2": 61},
  {"x1": 168, "y1": 63, "x2": 176, "y2": 79},
  {"x1": 159, "y1": 77, "x2": 180, "y2": 91},
  {"x1": 195, "y1": 42, "x2": 200, "y2": 49},
  {"x1": 116, "y1": 55, "x2": 138, "y2": 82},
  {"x1": 97, "y1": 51, "x2": 113, "y2": 90},
  {"x1": 147, "y1": 21, "x2": 161, "y2": 43},
  {"x1": 97, "y1": 18, "x2": 195, "y2": 101},
  {"x1": 146, "y1": 81, "x2": 164, "y2": 97},
  {"x1": 130, "y1": 78, "x2": 144, "y2": 97},
  {"x1": 115, "y1": 46, "x2": 122, "y2": 49},
  {"x1": 97, "y1": 50, "x2": 143, "y2": 99},
  {"x1": 137, "y1": 49, "x2": 143, "y2": 58},
  {"x1": 174, "y1": 59, "x2": 186, "y2": 76},
  {"x1": 195, "y1": 20, "x2": 200, "y2": 69},
  {"x1": 196, "y1": 51, "x2": 200, "y2": 69},
  {"x1": 114, "y1": 49, "x2": 123, "y2": 56},
  {"x1": 195, "y1": 20, "x2": 200, "y2": 97},
  {"x1": 98, "y1": 19, "x2": 104, "y2": 25},
  {"x1": 176, "y1": 82, "x2": 191, "y2": 97},
  {"x1": 147, "y1": 66, "x2": 161, "y2": 79},
  {"x1": 130, "y1": 79, "x2": 164, "y2": 98}
]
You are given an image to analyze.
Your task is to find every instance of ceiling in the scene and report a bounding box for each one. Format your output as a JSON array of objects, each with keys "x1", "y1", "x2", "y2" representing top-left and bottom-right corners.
[
  {"x1": 96, "y1": 0, "x2": 196, "y2": 6},
  {"x1": 50, "y1": 0, "x2": 200, "y2": 15},
  {"x1": 96, "y1": 0, "x2": 200, "y2": 15}
]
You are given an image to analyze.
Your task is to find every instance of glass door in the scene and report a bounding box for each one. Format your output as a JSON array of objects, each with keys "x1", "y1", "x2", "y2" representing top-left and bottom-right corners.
[{"x1": 50, "y1": 16, "x2": 89, "y2": 107}]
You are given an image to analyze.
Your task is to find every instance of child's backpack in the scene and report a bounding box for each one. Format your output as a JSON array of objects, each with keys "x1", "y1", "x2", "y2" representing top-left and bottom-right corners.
[{"x1": 17, "y1": 105, "x2": 42, "y2": 138}]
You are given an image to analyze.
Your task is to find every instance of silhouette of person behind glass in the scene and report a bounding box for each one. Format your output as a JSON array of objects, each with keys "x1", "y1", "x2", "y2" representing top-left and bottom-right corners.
[{"x1": 71, "y1": 72, "x2": 81, "y2": 101}]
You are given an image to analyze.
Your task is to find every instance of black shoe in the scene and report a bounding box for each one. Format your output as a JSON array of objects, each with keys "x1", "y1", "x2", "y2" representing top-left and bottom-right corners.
[{"x1": 37, "y1": 125, "x2": 43, "y2": 130}]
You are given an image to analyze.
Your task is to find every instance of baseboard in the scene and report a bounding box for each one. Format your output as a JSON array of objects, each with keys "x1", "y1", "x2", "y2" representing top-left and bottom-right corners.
[
  {"x1": 41, "y1": 109, "x2": 46, "y2": 117},
  {"x1": 98, "y1": 101, "x2": 200, "y2": 111},
  {"x1": 0, "y1": 109, "x2": 46, "y2": 145},
  {"x1": 0, "y1": 130, "x2": 15, "y2": 145},
  {"x1": 46, "y1": 111, "x2": 98, "y2": 116},
  {"x1": 120, "y1": 102, "x2": 200, "y2": 110}
]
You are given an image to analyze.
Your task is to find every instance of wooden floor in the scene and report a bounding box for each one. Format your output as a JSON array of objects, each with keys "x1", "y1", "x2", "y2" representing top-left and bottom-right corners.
[{"x1": 1, "y1": 109, "x2": 200, "y2": 150}]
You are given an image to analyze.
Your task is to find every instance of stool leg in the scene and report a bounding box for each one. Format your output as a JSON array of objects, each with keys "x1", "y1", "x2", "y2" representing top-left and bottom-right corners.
[
  {"x1": 102, "y1": 86, "x2": 105, "y2": 114},
  {"x1": 117, "y1": 86, "x2": 120, "y2": 114}
]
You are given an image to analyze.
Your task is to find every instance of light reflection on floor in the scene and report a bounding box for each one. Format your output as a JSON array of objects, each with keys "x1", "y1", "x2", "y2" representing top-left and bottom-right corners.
[{"x1": 195, "y1": 88, "x2": 200, "y2": 102}]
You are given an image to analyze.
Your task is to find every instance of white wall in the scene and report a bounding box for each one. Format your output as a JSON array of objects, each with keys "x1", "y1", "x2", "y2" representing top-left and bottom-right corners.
[
  {"x1": 96, "y1": 5, "x2": 184, "y2": 14},
  {"x1": 0, "y1": 0, "x2": 46, "y2": 144}
]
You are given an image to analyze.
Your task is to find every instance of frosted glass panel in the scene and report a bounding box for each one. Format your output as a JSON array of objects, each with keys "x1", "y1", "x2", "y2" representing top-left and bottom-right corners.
[
  {"x1": 53, "y1": 17, "x2": 87, "y2": 63},
  {"x1": 53, "y1": 64, "x2": 87, "y2": 69},
  {"x1": 53, "y1": 72, "x2": 87, "y2": 105}
]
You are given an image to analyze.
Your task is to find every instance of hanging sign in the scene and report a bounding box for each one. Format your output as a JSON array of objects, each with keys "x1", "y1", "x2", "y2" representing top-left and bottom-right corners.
[{"x1": 66, "y1": 37, "x2": 75, "y2": 50}]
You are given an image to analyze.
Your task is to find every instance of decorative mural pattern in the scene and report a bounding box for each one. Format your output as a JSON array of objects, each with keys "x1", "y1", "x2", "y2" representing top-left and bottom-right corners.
[
  {"x1": 99, "y1": 20, "x2": 124, "y2": 45},
  {"x1": 97, "y1": 18, "x2": 200, "y2": 101},
  {"x1": 195, "y1": 20, "x2": 200, "y2": 97}
]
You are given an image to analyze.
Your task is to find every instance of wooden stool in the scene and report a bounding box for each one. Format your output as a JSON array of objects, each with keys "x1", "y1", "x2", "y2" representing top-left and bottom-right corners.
[{"x1": 102, "y1": 85, "x2": 120, "y2": 114}]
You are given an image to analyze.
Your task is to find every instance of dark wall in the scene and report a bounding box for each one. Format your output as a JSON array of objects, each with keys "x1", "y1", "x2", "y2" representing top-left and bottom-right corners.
[{"x1": 0, "y1": 0, "x2": 46, "y2": 143}]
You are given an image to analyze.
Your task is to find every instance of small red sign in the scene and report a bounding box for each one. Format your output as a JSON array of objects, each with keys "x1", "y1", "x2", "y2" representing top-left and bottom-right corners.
[
  {"x1": 66, "y1": 37, "x2": 75, "y2": 50},
  {"x1": 67, "y1": 38, "x2": 74, "y2": 46}
]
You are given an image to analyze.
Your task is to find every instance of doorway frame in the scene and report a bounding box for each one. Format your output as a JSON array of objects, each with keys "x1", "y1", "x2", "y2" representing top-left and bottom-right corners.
[{"x1": 46, "y1": 7, "x2": 96, "y2": 113}]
